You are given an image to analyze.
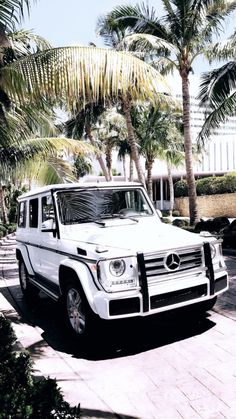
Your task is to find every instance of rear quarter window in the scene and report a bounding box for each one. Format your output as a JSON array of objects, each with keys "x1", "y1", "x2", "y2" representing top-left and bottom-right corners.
[
  {"x1": 17, "y1": 201, "x2": 27, "y2": 228},
  {"x1": 29, "y1": 198, "x2": 39, "y2": 228}
]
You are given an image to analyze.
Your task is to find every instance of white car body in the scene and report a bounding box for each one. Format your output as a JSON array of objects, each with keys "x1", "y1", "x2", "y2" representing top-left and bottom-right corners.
[{"x1": 16, "y1": 182, "x2": 228, "y2": 321}]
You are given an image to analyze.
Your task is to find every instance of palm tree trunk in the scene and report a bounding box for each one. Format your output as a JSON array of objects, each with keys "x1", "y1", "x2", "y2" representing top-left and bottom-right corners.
[
  {"x1": 105, "y1": 142, "x2": 113, "y2": 181},
  {"x1": 146, "y1": 160, "x2": 153, "y2": 201},
  {"x1": 167, "y1": 163, "x2": 174, "y2": 217},
  {"x1": 85, "y1": 124, "x2": 110, "y2": 181},
  {"x1": 181, "y1": 72, "x2": 199, "y2": 225},
  {"x1": 129, "y1": 155, "x2": 134, "y2": 181},
  {"x1": 0, "y1": 184, "x2": 8, "y2": 224},
  {"x1": 122, "y1": 156, "x2": 128, "y2": 181},
  {"x1": 122, "y1": 95, "x2": 146, "y2": 187}
]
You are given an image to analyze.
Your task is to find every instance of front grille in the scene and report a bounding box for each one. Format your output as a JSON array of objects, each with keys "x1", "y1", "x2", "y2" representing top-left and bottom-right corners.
[{"x1": 143, "y1": 246, "x2": 203, "y2": 287}]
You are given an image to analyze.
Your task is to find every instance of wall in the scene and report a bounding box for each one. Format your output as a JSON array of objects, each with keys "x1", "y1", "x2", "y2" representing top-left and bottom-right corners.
[{"x1": 175, "y1": 193, "x2": 236, "y2": 218}]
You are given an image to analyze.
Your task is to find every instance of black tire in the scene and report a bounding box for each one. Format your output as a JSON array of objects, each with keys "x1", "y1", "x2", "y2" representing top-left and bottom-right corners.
[
  {"x1": 19, "y1": 259, "x2": 39, "y2": 299},
  {"x1": 63, "y1": 281, "x2": 97, "y2": 341}
]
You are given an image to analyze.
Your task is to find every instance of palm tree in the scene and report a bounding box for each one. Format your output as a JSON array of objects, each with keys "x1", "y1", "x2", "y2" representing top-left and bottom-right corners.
[
  {"x1": 97, "y1": 109, "x2": 128, "y2": 180},
  {"x1": 64, "y1": 102, "x2": 110, "y2": 181},
  {"x1": 0, "y1": 136, "x2": 93, "y2": 222},
  {"x1": 117, "y1": 138, "x2": 132, "y2": 181},
  {"x1": 158, "y1": 125, "x2": 185, "y2": 216},
  {"x1": 101, "y1": 1, "x2": 236, "y2": 224},
  {"x1": 131, "y1": 103, "x2": 170, "y2": 200},
  {"x1": 9, "y1": 45, "x2": 169, "y2": 186}
]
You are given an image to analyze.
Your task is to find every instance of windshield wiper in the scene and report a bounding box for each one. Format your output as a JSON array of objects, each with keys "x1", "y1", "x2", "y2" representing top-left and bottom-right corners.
[{"x1": 99, "y1": 213, "x2": 139, "y2": 223}]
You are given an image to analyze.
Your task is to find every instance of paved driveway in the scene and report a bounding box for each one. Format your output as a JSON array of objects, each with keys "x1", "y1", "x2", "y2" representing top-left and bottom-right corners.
[{"x1": 0, "y1": 236, "x2": 236, "y2": 418}]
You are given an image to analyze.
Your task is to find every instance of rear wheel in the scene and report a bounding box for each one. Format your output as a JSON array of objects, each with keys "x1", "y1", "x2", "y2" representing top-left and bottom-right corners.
[{"x1": 19, "y1": 259, "x2": 39, "y2": 299}]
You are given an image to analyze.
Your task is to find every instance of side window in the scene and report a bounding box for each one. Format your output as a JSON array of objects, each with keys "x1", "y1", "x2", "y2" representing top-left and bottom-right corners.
[
  {"x1": 42, "y1": 195, "x2": 55, "y2": 222},
  {"x1": 29, "y1": 198, "x2": 39, "y2": 228},
  {"x1": 18, "y1": 201, "x2": 27, "y2": 228}
]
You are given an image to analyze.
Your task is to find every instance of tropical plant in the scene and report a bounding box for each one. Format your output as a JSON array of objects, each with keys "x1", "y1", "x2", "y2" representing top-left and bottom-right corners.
[
  {"x1": 64, "y1": 102, "x2": 110, "y2": 181},
  {"x1": 0, "y1": 137, "x2": 93, "y2": 222},
  {"x1": 97, "y1": 109, "x2": 128, "y2": 180},
  {"x1": 117, "y1": 137, "x2": 132, "y2": 181},
  {"x1": 12, "y1": 45, "x2": 168, "y2": 186},
  {"x1": 101, "y1": 0, "x2": 236, "y2": 224},
  {"x1": 0, "y1": 315, "x2": 80, "y2": 418},
  {"x1": 198, "y1": 32, "x2": 236, "y2": 144}
]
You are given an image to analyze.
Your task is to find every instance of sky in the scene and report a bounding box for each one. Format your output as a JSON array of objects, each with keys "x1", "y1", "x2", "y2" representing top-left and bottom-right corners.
[
  {"x1": 24, "y1": 0, "x2": 148, "y2": 48},
  {"x1": 23, "y1": 0, "x2": 235, "y2": 75}
]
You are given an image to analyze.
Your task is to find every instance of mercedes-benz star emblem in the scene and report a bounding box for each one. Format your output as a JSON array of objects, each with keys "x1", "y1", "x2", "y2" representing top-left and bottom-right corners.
[{"x1": 164, "y1": 252, "x2": 181, "y2": 271}]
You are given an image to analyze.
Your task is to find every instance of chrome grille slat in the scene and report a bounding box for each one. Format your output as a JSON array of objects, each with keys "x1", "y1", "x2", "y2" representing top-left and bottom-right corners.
[{"x1": 143, "y1": 246, "x2": 204, "y2": 286}]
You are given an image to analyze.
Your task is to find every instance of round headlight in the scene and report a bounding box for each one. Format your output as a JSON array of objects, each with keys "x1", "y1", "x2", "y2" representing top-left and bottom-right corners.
[{"x1": 109, "y1": 259, "x2": 126, "y2": 277}]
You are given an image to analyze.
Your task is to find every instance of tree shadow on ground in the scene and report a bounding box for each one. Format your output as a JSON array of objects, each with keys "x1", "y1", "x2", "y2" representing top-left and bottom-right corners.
[{"x1": 1, "y1": 284, "x2": 216, "y2": 361}]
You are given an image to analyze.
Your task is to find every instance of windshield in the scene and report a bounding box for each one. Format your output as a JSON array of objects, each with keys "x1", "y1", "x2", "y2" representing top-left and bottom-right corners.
[{"x1": 56, "y1": 188, "x2": 153, "y2": 225}]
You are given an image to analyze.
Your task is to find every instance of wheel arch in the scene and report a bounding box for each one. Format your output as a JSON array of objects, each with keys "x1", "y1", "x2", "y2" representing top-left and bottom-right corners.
[
  {"x1": 58, "y1": 260, "x2": 99, "y2": 314},
  {"x1": 16, "y1": 245, "x2": 34, "y2": 276}
]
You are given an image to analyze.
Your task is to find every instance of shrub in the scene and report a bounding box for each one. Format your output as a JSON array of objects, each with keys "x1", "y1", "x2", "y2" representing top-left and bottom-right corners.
[
  {"x1": 0, "y1": 225, "x2": 7, "y2": 237},
  {"x1": 0, "y1": 316, "x2": 80, "y2": 418},
  {"x1": 172, "y1": 210, "x2": 180, "y2": 217},
  {"x1": 161, "y1": 210, "x2": 170, "y2": 217},
  {"x1": 162, "y1": 217, "x2": 172, "y2": 224},
  {"x1": 194, "y1": 217, "x2": 230, "y2": 234},
  {"x1": 6, "y1": 223, "x2": 16, "y2": 234},
  {"x1": 172, "y1": 218, "x2": 189, "y2": 228},
  {"x1": 174, "y1": 180, "x2": 188, "y2": 197},
  {"x1": 175, "y1": 172, "x2": 236, "y2": 197}
]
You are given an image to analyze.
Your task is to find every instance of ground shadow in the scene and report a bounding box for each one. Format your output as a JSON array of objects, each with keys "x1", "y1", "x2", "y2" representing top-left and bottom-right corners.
[{"x1": 1, "y1": 283, "x2": 216, "y2": 361}]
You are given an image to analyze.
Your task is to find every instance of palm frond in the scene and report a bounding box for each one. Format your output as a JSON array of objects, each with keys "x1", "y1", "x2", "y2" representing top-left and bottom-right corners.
[
  {"x1": 198, "y1": 62, "x2": 236, "y2": 109},
  {"x1": 8, "y1": 29, "x2": 52, "y2": 58},
  {"x1": 198, "y1": 91, "x2": 236, "y2": 146},
  {"x1": 0, "y1": 0, "x2": 33, "y2": 31},
  {"x1": 11, "y1": 46, "x2": 169, "y2": 108}
]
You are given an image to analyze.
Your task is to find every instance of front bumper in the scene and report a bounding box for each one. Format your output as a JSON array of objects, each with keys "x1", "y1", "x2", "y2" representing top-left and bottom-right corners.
[{"x1": 92, "y1": 270, "x2": 228, "y2": 320}]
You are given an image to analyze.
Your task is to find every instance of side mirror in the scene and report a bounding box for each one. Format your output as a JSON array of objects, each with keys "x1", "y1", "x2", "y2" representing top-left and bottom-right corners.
[
  {"x1": 156, "y1": 209, "x2": 162, "y2": 219},
  {"x1": 41, "y1": 218, "x2": 56, "y2": 232}
]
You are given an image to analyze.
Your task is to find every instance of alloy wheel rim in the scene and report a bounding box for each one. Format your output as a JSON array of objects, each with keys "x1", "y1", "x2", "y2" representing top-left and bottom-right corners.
[{"x1": 67, "y1": 288, "x2": 85, "y2": 335}]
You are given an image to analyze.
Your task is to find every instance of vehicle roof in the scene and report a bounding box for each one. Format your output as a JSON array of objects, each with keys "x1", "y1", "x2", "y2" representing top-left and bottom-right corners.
[{"x1": 18, "y1": 181, "x2": 143, "y2": 200}]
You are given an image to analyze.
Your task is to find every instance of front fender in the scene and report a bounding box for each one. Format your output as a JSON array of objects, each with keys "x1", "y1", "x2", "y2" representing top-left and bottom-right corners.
[{"x1": 59, "y1": 258, "x2": 99, "y2": 310}]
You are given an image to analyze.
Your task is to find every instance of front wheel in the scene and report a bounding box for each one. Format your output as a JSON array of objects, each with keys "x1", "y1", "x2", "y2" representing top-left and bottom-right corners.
[
  {"x1": 63, "y1": 281, "x2": 96, "y2": 341},
  {"x1": 19, "y1": 259, "x2": 39, "y2": 299}
]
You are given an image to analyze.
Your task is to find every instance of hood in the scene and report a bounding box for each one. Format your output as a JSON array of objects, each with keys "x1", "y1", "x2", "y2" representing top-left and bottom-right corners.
[{"x1": 61, "y1": 217, "x2": 204, "y2": 254}]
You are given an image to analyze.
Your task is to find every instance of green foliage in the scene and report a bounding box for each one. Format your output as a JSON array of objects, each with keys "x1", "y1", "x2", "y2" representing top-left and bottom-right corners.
[
  {"x1": 0, "y1": 225, "x2": 7, "y2": 238},
  {"x1": 175, "y1": 173, "x2": 236, "y2": 197},
  {"x1": 174, "y1": 180, "x2": 188, "y2": 197},
  {"x1": 162, "y1": 217, "x2": 172, "y2": 224},
  {"x1": 172, "y1": 210, "x2": 180, "y2": 217},
  {"x1": 0, "y1": 316, "x2": 80, "y2": 418},
  {"x1": 6, "y1": 186, "x2": 28, "y2": 223},
  {"x1": 161, "y1": 210, "x2": 170, "y2": 217},
  {"x1": 74, "y1": 155, "x2": 92, "y2": 179},
  {"x1": 172, "y1": 218, "x2": 189, "y2": 228}
]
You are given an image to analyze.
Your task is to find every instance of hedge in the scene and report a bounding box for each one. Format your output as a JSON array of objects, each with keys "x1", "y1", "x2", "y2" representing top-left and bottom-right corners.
[
  {"x1": 174, "y1": 173, "x2": 236, "y2": 197},
  {"x1": 0, "y1": 315, "x2": 80, "y2": 418}
]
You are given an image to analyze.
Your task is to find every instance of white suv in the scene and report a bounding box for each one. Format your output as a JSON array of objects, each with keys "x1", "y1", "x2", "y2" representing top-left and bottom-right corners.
[{"x1": 16, "y1": 182, "x2": 228, "y2": 339}]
